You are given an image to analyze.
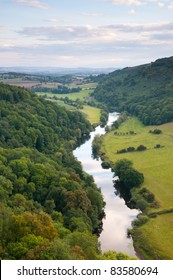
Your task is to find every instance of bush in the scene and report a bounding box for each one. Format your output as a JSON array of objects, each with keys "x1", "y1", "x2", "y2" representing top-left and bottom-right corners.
[
  {"x1": 127, "y1": 146, "x2": 135, "y2": 152},
  {"x1": 154, "y1": 144, "x2": 161, "y2": 149},
  {"x1": 113, "y1": 159, "x2": 144, "y2": 189},
  {"x1": 149, "y1": 129, "x2": 162, "y2": 134},
  {"x1": 101, "y1": 161, "x2": 111, "y2": 169},
  {"x1": 117, "y1": 149, "x2": 127, "y2": 154},
  {"x1": 136, "y1": 145, "x2": 147, "y2": 151},
  {"x1": 136, "y1": 198, "x2": 148, "y2": 211},
  {"x1": 132, "y1": 215, "x2": 149, "y2": 227}
]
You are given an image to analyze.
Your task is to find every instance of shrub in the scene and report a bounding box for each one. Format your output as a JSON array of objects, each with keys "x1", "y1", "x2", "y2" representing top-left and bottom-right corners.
[
  {"x1": 127, "y1": 146, "x2": 135, "y2": 152},
  {"x1": 101, "y1": 161, "x2": 111, "y2": 169},
  {"x1": 117, "y1": 149, "x2": 127, "y2": 154},
  {"x1": 154, "y1": 144, "x2": 161, "y2": 149},
  {"x1": 136, "y1": 198, "x2": 148, "y2": 211},
  {"x1": 132, "y1": 215, "x2": 149, "y2": 227},
  {"x1": 136, "y1": 145, "x2": 147, "y2": 151}
]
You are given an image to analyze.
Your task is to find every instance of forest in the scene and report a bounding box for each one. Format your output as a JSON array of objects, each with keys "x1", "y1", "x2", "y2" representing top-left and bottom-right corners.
[
  {"x1": 92, "y1": 56, "x2": 173, "y2": 125},
  {"x1": 0, "y1": 84, "x2": 135, "y2": 260},
  {"x1": 0, "y1": 84, "x2": 107, "y2": 260}
]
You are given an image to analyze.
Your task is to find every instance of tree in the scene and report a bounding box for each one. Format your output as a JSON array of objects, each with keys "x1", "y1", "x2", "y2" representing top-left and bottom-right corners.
[
  {"x1": 113, "y1": 159, "x2": 144, "y2": 189},
  {"x1": 121, "y1": 168, "x2": 144, "y2": 189},
  {"x1": 112, "y1": 159, "x2": 133, "y2": 178}
]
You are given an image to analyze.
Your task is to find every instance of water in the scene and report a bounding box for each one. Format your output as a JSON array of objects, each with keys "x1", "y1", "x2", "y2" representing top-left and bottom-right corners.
[{"x1": 73, "y1": 112, "x2": 138, "y2": 257}]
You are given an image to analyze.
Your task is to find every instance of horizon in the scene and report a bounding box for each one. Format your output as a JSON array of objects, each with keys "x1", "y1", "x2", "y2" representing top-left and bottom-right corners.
[{"x1": 1, "y1": 1, "x2": 173, "y2": 68}]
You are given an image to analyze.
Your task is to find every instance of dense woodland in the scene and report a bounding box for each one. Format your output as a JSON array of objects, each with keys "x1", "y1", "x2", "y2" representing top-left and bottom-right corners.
[
  {"x1": 0, "y1": 84, "x2": 107, "y2": 260},
  {"x1": 92, "y1": 56, "x2": 173, "y2": 125},
  {"x1": 32, "y1": 86, "x2": 81, "y2": 95},
  {"x1": 0, "y1": 84, "x2": 135, "y2": 260}
]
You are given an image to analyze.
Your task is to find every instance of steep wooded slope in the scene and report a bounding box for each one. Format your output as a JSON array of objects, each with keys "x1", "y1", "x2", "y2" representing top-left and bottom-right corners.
[
  {"x1": 93, "y1": 56, "x2": 173, "y2": 125},
  {"x1": 0, "y1": 84, "x2": 106, "y2": 260}
]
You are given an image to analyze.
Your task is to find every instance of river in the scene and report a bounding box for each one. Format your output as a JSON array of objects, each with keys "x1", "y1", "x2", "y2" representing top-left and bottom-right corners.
[{"x1": 73, "y1": 112, "x2": 139, "y2": 257}]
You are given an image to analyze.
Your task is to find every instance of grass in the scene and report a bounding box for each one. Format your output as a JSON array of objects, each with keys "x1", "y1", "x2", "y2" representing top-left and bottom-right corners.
[
  {"x1": 80, "y1": 105, "x2": 100, "y2": 125},
  {"x1": 47, "y1": 99, "x2": 100, "y2": 125},
  {"x1": 36, "y1": 89, "x2": 92, "y2": 101},
  {"x1": 133, "y1": 213, "x2": 173, "y2": 259},
  {"x1": 102, "y1": 117, "x2": 173, "y2": 209},
  {"x1": 102, "y1": 116, "x2": 173, "y2": 259}
]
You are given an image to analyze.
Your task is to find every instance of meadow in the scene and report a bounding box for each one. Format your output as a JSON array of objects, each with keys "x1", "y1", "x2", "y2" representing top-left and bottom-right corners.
[
  {"x1": 102, "y1": 117, "x2": 173, "y2": 209},
  {"x1": 101, "y1": 116, "x2": 173, "y2": 259},
  {"x1": 36, "y1": 89, "x2": 92, "y2": 100}
]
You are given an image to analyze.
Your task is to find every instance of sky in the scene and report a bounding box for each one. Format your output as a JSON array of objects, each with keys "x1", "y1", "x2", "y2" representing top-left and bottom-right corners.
[{"x1": 0, "y1": 0, "x2": 173, "y2": 68}]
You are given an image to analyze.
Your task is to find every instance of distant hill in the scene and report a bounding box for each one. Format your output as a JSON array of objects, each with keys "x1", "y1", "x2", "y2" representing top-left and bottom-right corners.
[
  {"x1": 92, "y1": 56, "x2": 173, "y2": 125},
  {"x1": 0, "y1": 66, "x2": 116, "y2": 76}
]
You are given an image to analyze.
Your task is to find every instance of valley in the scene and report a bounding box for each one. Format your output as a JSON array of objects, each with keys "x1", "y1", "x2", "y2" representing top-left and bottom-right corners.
[{"x1": 1, "y1": 56, "x2": 173, "y2": 259}]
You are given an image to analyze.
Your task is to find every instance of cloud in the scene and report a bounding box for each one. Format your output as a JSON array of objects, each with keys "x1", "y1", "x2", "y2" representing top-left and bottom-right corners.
[
  {"x1": 3, "y1": 20, "x2": 173, "y2": 67},
  {"x1": 158, "y1": 2, "x2": 164, "y2": 7},
  {"x1": 82, "y1": 13, "x2": 104, "y2": 17},
  {"x1": 45, "y1": 18, "x2": 63, "y2": 23},
  {"x1": 128, "y1": 9, "x2": 136, "y2": 14},
  {"x1": 109, "y1": 0, "x2": 142, "y2": 6},
  {"x1": 168, "y1": 2, "x2": 173, "y2": 9},
  {"x1": 150, "y1": 33, "x2": 173, "y2": 41},
  {"x1": 14, "y1": 0, "x2": 49, "y2": 9},
  {"x1": 16, "y1": 22, "x2": 173, "y2": 44}
]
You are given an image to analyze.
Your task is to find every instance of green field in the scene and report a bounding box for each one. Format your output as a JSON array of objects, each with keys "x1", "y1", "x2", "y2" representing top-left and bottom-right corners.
[
  {"x1": 101, "y1": 117, "x2": 173, "y2": 259},
  {"x1": 133, "y1": 213, "x2": 173, "y2": 259},
  {"x1": 48, "y1": 99, "x2": 100, "y2": 125},
  {"x1": 102, "y1": 117, "x2": 173, "y2": 209},
  {"x1": 37, "y1": 89, "x2": 92, "y2": 101},
  {"x1": 80, "y1": 105, "x2": 100, "y2": 125}
]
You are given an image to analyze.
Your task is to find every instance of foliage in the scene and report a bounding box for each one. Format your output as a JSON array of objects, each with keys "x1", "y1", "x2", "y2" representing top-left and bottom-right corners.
[
  {"x1": 0, "y1": 84, "x2": 107, "y2": 260},
  {"x1": 100, "y1": 110, "x2": 108, "y2": 127},
  {"x1": 92, "y1": 135, "x2": 103, "y2": 159},
  {"x1": 101, "y1": 161, "x2": 111, "y2": 169},
  {"x1": 93, "y1": 56, "x2": 173, "y2": 125},
  {"x1": 149, "y1": 129, "x2": 162, "y2": 134},
  {"x1": 113, "y1": 159, "x2": 144, "y2": 189},
  {"x1": 33, "y1": 86, "x2": 81, "y2": 94}
]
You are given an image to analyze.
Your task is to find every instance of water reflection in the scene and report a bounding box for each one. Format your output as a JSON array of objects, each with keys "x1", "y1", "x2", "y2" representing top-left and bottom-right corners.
[{"x1": 73, "y1": 113, "x2": 139, "y2": 257}]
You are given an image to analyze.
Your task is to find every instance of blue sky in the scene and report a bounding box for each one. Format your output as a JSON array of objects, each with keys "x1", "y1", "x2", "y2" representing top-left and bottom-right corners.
[{"x1": 0, "y1": 0, "x2": 173, "y2": 68}]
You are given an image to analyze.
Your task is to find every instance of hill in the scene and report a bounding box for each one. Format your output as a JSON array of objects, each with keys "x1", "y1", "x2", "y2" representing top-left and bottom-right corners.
[
  {"x1": 92, "y1": 56, "x2": 173, "y2": 125},
  {"x1": 0, "y1": 84, "x2": 107, "y2": 260}
]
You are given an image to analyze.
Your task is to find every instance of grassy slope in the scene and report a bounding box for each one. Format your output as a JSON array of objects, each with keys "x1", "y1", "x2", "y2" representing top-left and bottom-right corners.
[
  {"x1": 80, "y1": 105, "x2": 101, "y2": 125},
  {"x1": 38, "y1": 83, "x2": 101, "y2": 125},
  {"x1": 37, "y1": 89, "x2": 93, "y2": 100},
  {"x1": 101, "y1": 117, "x2": 173, "y2": 259},
  {"x1": 133, "y1": 213, "x2": 173, "y2": 259},
  {"x1": 46, "y1": 98, "x2": 101, "y2": 125}
]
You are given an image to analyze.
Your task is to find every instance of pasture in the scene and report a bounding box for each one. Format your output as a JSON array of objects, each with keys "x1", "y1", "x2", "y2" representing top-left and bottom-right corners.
[{"x1": 101, "y1": 116, "x2": 173, "y2": 259}]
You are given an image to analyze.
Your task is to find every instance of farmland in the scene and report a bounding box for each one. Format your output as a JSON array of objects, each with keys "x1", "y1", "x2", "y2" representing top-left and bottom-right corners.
[{"x1": 101, "y1": 116, "x2": 173, "y2": 259}]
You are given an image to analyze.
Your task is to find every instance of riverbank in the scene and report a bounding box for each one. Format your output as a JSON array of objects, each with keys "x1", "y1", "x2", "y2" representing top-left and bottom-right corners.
[
  {"x1": 73, "y1": 113, "x2": 139, "y2": 257},
  {"x1": 100, "y1": 116, "x2": 173, "y2": 259}
]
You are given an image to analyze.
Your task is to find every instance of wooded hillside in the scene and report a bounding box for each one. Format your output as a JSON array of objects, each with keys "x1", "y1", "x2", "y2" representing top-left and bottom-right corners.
[
  {"x1": 0, "y1": 84, "x2": 106, "y2": 259},
  {"x1": 92, "y1": 56, "x2": 173, "y2": 125}
]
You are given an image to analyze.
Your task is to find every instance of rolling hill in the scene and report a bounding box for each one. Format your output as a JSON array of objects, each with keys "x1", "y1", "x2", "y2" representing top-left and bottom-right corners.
[{"x1": 92, "y1": 56, "x2": 173, "y2": 125}]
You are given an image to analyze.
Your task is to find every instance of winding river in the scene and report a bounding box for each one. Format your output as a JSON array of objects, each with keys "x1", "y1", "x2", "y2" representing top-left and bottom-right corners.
[{"x1": 73, "y1": 112, "x2": 139, "y2": 257}]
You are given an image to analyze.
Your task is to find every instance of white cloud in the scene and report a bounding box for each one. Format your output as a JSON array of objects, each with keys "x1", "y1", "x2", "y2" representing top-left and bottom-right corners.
[
  {"x1": 128, "y1": 9, "x2": 136, "y2": 14},
  {"x1": 168, "y1": 2, "x2": 173, "y2": 9},
  {"x1": 110, "y1": 0, "x2": 142, "y2": 6},
  {"x1": 82, "y1": 13, "x2": 104, "y2": 17},
  {"x1": 158, "y1": 2, "x2": 164, "y2": 7},
  {"x1": 14, "y1": 0, "x2": 49, "y2": 9},
  {"x1": 17, "y1": 22, "x2": 173, "y2": 43},
  {"x1": 45, "y1": 18, "x2": 63, "y2": 23}
]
